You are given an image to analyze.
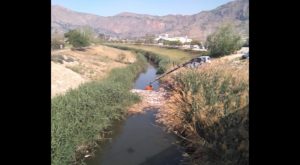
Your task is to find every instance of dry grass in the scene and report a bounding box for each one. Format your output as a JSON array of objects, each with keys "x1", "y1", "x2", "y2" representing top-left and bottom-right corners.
[
  {"x1": 51, "y1": 45, "x2": 136, "y2": 80},
  {"x1": 51, "y1": 45, "x2": 136, "y2": 97},
  {"x1": 65, "y1": 63, "x2": 86, "y2": 75},
  {"x1": 156, "y1": 59, "x2": 249, "y2": 164}
]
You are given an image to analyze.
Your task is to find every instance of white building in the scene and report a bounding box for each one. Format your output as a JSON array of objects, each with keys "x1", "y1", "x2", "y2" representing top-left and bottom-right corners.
[{"x1": 155, "y1": 34, "x2": 192, "y2": 44}]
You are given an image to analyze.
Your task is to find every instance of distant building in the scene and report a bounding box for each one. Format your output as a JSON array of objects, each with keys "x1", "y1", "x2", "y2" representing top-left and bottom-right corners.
[{"x1": 155, "y1": 34, "x2": 192, "y2": 44}]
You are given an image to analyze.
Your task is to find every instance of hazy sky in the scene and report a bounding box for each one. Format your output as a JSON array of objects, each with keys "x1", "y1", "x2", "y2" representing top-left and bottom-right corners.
[{"x1": 52, "y1": 0, "x2": 234, "y2": 16}]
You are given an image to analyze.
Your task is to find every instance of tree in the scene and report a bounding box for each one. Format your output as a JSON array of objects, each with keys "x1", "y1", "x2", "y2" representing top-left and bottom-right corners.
[
  {"x1": 206, "y1": 24, "x2": 242, "y2": 57},
  {"x1": 78, "y1": 26, "x2": 97, "y2": 42},
  {"x1": 64, "y1": 29, "x2": 90, "y2": 48}
]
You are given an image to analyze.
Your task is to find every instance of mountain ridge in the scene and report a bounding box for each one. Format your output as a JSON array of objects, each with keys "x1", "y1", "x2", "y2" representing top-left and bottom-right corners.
[{"x1": 51, "y1": 0, "x2": 248, "y2": 41}]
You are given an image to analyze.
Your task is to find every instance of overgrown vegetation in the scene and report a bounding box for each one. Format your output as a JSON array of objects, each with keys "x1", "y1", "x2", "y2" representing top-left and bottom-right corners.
[
  {"x1": 106, "y1": 44, "x2": 198, "y2": 74},
  {"x1": 77, "y1": 26, "x2": 106, "y2": 44},
  {"x1": 64, "y1": 29, "x2": 90, "y2": 48},
  {"x1": 51, "y1": 53, "x2": 147, "y2": 165},
  {"x1": 206, "y1": 24, "x2": 243, "y2": 57},
  {"x1": 157, "y1": 60, "x2": 249, "y2": 165}
]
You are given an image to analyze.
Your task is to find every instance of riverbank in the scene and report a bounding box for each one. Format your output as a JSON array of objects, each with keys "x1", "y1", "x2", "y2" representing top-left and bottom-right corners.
[
  {"x1": 127, "y1": 89, "x2": 168, "y2": 114},
  {"x1": 51, "y1": 52, "x2": 147, "y2": 165},
  {"x1": 85, "y1": 61, "x2": 185, "y2": 165},
  {"x1": 52, "y1": 43, "x2": 248, "y2": 164},
  {"x1": 121, "y1": 52, "x2": 249, "y2": 164}
]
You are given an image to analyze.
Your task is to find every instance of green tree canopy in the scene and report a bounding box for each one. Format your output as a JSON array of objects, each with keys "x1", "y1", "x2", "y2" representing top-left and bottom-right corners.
[
  {"x1": 64, "y1": 29, "x2": 90, "y2": 48},
  {"x1": 206, "y1": 24, "x2": 242, "y2": 57}
]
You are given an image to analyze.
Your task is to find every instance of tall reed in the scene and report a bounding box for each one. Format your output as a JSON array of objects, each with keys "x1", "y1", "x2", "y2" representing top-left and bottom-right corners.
[{"x1": 158, "y1": 60, "x2": 249, "y2": 164}]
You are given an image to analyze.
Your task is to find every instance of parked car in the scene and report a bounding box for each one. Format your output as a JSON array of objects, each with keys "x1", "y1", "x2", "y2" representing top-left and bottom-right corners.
[
  {"x1": 199, "y1": 56, "x2": 211, "y2": 63},
  {"x1": 187, "y1": 56, "x2": 211, "y2": 68}
]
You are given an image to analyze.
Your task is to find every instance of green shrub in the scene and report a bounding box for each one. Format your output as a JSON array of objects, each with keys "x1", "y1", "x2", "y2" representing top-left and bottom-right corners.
[
  {"x1": 206, "y1": 24, "x2": 243, "y2": 57},
  {"x1": 64, "y1": 29, "x2": 90, "y2": 48}
]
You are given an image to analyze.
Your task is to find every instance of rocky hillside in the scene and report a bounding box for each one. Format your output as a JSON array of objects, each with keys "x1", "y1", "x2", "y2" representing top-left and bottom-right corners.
[{"x1": 52, "y1": 0, "x2": 248, "y2": 41}]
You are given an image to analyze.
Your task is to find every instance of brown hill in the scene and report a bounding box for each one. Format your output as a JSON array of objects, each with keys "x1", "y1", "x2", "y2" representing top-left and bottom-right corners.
[{"x1": 51, "y1": 0, "x2": 248, "y2": 41}]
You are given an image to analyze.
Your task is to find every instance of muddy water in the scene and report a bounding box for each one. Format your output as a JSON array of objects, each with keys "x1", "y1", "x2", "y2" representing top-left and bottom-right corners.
[{"x1": 86, "y1": 63, "x2": 183, "y2": 165}]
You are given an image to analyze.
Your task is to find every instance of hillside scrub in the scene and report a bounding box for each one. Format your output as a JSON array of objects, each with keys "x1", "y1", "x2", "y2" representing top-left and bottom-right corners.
[
  {"x1": 51, "y1": 53, "x2": 147, "y2": 165},
  {"x1": 156, "y1": 60, "x2": 249, "y2": 164}
]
